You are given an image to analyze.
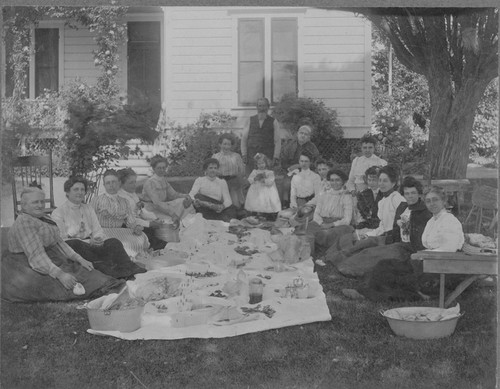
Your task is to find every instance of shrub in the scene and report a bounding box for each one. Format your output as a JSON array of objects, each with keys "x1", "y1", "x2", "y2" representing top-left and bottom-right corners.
[
  {"x1": 162, "y1": 111, "x2": 238, "y2": 177},
  {"x1": 371, "y1": 102, "x2": 428, "y2": 179},
  {"x1": 61, "y1": 81, "x2": 159, "y2": 194},
  {"x1": 471, "y1": 78, "x2": 498, "y2": 159},
  {"x1": 272, "y1": 94, "x2": 343, "y2": 157}
]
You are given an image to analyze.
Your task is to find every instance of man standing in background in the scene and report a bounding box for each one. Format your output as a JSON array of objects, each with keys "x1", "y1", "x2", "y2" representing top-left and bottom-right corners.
[{"x1": 241, "y1": 97, "x2": 281, "y2": 175}]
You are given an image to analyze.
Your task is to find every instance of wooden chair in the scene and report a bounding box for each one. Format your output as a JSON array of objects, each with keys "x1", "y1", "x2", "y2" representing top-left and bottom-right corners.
[
  {"x1": 463, "y1": 185, "x2": 498, "y2": 234},
  {"x1": 11, "y1": 152, "x2": 56, "y2": 218}
]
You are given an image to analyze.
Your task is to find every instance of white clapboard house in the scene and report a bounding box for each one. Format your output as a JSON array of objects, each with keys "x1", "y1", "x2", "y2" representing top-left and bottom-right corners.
[{"x1": 3, "y1": 6, "x2": 372, "y2": 174}]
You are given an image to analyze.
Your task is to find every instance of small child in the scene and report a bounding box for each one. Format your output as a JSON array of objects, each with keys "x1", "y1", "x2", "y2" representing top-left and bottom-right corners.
[{"x1": 244, "y1": 153, "x2": 281, "y2": 219}]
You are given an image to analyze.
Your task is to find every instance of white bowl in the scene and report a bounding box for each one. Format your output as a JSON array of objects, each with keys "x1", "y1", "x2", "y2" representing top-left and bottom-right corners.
[{"x1": 381, "y1": 306, "x2": 462, "y2": 340}]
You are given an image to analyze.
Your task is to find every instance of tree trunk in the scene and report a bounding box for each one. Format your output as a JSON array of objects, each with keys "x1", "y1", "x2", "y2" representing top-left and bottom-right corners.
[{"x1": 427, "y1": 76, "x2": 491, "y2": 179}]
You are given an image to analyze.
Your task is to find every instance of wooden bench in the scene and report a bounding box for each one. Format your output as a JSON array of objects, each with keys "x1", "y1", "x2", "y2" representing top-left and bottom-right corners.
[{"x1": 410, "y1": 250, "x2": 497, "y2": 308}]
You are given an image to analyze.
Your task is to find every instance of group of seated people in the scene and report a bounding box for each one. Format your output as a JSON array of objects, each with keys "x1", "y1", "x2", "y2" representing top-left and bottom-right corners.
[{"x1": 1, "y1": 131, "x2": 465, "y2": 305}]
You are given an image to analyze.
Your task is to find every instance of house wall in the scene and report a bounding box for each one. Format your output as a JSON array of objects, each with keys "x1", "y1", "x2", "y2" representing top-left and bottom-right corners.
[
  {"x1": 63, "y1": 25, "x2": 101, "y2": 86},
  {"x1": 4, "y1": 8, "x2": 371, "y2": 140},
  {"x1": 161, "y1": 7, "x2": 372, "y2": 138}
]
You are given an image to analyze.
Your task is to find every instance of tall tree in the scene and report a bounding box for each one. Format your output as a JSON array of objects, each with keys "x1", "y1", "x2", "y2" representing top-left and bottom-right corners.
[{"x1": 355, "y1": 8, "x2": 498, "y2": 178}]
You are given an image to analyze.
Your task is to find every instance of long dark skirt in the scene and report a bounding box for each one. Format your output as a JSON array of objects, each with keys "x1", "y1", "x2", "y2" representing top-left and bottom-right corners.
[
  {"x1": 356, "y1": 255, "x2": 469, "y2": 303},
  {"x1": 325, "y1": 234, "x2": 386, "y2": 267},
  {"x1": 1, "y1": 247, "x2": 125, "y2": 303},
  {"x1": 303, "y1": 222, "x2": 354, "y2": 257},
  {"x1": 65, "y1": 239, "x2": 146, "y2": 279},
  {"x1": 336, "y1": 242, "x2": 413, "y2": 277},
  {"x1": 193, "y1": 193, "x2": 237, "y2": 222}
]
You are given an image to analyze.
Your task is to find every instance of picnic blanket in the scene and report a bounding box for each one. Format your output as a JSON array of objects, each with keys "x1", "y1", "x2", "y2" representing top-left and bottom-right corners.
[{"x1": 86, "y1": 214, "x2": 331, "y2": 340}]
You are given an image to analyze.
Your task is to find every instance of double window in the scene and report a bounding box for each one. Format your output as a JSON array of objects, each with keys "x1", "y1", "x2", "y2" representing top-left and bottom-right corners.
[{"x1": 238, "y1": 17, "x2": 298, "y2": 106}]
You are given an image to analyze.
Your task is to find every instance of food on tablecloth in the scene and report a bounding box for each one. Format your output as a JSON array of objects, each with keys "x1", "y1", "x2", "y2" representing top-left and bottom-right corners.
[
  {"x1": 234, "y1": 245, "x2": 259, "y2": 256},
  {"x1": 228, "y1": 225, "x2": 251, "y2": 239},
  {"x1": 209, "y1": 290, "x2": 228, "y2": 298},
  {"x1": 133, "y1": 276, "x2": 181, "y2": 302},
  {"x1": 185, "y1": 271, "x2": 218, "y2": 278},
  {"x1": 152, "y1": 302, "x2": 169, "y2": 313},
  {"x1": 241, "y1": 304, "x2": 276, "y2": 318}
]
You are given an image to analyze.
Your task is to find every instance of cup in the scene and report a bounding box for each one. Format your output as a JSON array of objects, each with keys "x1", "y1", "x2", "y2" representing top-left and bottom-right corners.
[{"x1": 249, "y1": 278, "x2": 263, "y2": 304}]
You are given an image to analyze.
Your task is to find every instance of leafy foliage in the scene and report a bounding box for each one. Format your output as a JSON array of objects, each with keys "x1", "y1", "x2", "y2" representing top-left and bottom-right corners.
[
  {"x1": 272, "y1": 94, "x2": 343, "y2": 156},
  {"x1": 161, "y1": 111, "x2": 239, "y2": 177},
  {"x1": 62, "y1": 81, "x2": 159, "y2": 182},
  {"x1": 370, "y1": 102, "x2": 428, "y2": 178},
  {"x1": 470, "y1": 78, "x2": 498, "y2": 159},
  {"x1": 371, "y1": 25, "x2": 498, "y2": 172}
]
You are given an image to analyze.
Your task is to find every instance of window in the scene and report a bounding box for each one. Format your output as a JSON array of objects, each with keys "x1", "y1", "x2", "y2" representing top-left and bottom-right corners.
[
  {"x1": 238, "y1": 17, "x2": 297, "y2": 106},
  {"x1": 127, "y1": 21, "x2": 161, "y2": 116},
  {"x1": 4, "y1": 27, "x2": 60, "y2": 98},
  {"x1": 34, "y1": 28, "x2": 59, "y2": 97}
]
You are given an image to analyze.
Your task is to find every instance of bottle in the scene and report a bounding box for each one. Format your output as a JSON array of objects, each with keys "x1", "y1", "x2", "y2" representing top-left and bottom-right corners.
[{"x1": 249, "y1": 278, "x2": 264, "y2": 304}]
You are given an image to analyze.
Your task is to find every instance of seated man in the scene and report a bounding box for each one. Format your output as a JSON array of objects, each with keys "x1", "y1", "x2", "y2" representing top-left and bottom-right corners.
[
  {"x1": 1, "y1": 187, "x2": 124, "y2": 302},
  {"x1": 189, "y1": 158, "x2": 237, "y2": 222}
]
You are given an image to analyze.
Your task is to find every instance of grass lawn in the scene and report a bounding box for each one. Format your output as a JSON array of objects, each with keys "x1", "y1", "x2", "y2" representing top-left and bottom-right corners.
[
  {"x1": 1, "y1": 184, "x2": 497, "y2": 388},
  {"x1": 1, "y1": 264, "x2": 496, "y2": 389}
]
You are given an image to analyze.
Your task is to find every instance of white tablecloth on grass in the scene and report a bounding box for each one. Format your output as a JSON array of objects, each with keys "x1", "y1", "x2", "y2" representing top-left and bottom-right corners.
[{"x1": 87, "y1": 215, "x2": 331, "y2": 340}]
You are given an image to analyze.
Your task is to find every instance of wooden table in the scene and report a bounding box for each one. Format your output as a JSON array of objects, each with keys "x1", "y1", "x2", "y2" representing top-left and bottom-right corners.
[{"x1": 410, "y1": 250, "x2": 497, "y2": 308}]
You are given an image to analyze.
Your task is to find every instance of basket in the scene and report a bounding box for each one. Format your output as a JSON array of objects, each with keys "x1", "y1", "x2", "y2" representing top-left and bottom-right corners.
[
  {"x1": 85, "y1": 295, "x2": 144, "y2": 333},
  {"x1": 462, "y1": 243, "x2": 497, "y2": 256},
  {"x1": 381, "y1": 307, "x2": 462, "y2": 340}
]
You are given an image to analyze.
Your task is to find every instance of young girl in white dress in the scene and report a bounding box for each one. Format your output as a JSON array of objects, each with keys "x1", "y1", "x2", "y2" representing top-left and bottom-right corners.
[{"x1": 244, "y1": 153, "x2": 281, "y2": 218}]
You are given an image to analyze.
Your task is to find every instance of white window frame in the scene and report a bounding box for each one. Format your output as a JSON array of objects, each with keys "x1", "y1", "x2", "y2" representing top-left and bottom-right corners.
[
  {"x1": 29, "y1": 20, "x2": 65, "y2": 99},
  {"x1": 230, "y1": 8, "x2": 306, "y2": 109}
]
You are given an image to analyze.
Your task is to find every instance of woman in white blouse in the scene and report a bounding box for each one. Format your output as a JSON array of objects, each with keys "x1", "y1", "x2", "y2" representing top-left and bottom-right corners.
[
  {"x1": 324, "y1": 165, "x2": 405, "y2": 264},
  {"x1": 52, "y1": 176, "x2": 146, "y2": 278},
  {"x1": 289, "y1": 152, "x2": 322, "y2": 209},
  {"x1": 91, "y1": 170, "x2": 150, "y2": 260},
  {"x1": 305, "y1": 169, "x2": 355, "y2": 256},
  {"x1": 421, "y1": 186, "x2": 464, "y2": 251},
  {"x1": 189, "y1": 158, "x2": 236, "y2": 222},
  {"x1": 141, "y1": 155, "x2": 194, "y2": 226}
]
